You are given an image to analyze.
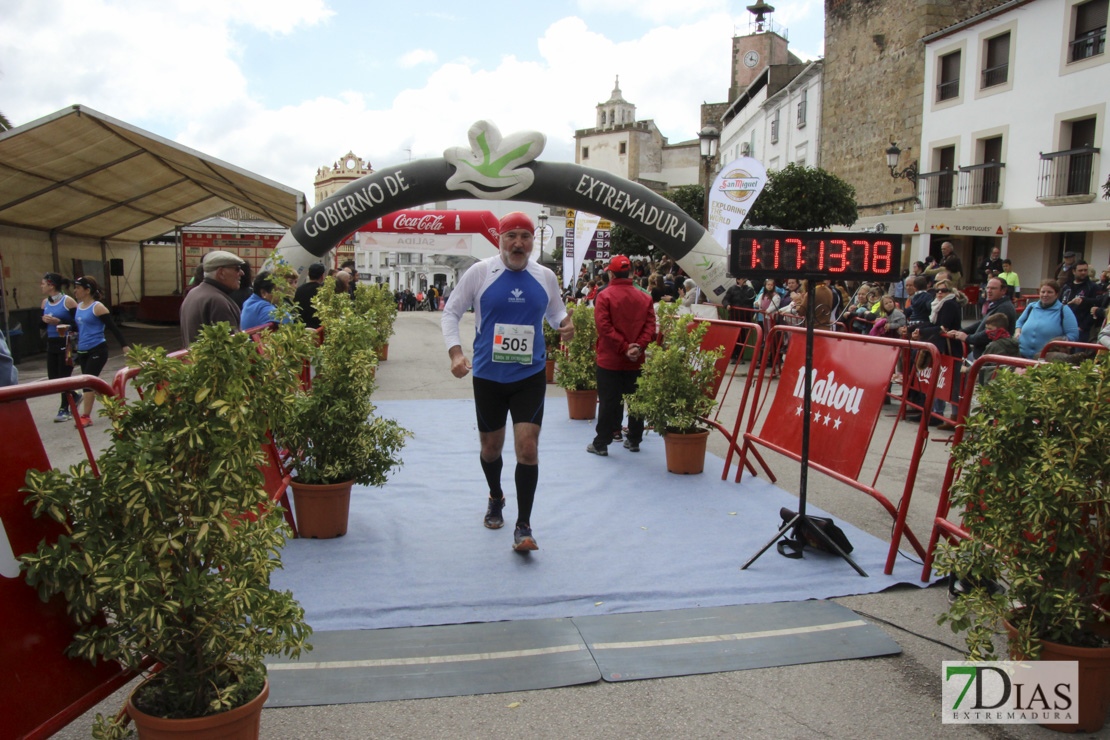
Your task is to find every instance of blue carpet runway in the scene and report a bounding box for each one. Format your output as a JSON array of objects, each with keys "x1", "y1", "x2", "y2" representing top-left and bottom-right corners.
[{"x1": 271, "y1": 398, "x2": 929, "y2": 632}]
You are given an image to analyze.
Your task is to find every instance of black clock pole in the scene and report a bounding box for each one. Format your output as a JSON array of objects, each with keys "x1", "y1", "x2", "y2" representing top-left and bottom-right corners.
[{"x1": 741, "y1": 277, "x2": 868, "y2": 576}]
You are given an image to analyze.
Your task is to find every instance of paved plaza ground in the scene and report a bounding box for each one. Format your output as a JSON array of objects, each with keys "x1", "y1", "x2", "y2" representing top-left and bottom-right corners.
[{"x1": 17, "y1": 312, "x2": 1088, "y2": 739}]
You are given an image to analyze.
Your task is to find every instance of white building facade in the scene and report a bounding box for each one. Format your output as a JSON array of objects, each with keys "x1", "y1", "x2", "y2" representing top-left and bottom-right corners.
[
  {"x1": 718, "y1": 59, "x2": 823, "y2": 173},
  {"x1": 574, "y1": 78, "x2": 700, "y2": 192},
  {"x1": 858, "y1": 0, "x2": 1109, "y2": 285}
]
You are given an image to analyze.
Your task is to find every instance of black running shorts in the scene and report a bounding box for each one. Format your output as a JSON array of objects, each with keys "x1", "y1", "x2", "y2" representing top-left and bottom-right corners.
[
  {"x1": 472, "y1": 368, "x2": 546, "y2": 433},
  {"x1": 76, "y1": 341, "x2": 109, "y2": 377}
]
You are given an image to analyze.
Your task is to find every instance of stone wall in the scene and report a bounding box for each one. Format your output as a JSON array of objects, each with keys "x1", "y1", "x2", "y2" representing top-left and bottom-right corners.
[{"x1": 822, "y1": 0, "x2": 998, "y2": 215}]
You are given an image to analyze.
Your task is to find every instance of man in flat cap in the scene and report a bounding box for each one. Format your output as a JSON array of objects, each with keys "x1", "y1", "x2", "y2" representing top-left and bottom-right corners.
[
  {"x1": 441, "y1": 212, "x2": 574, "y2": 553},
  {"x1": 180, "y1": 250, "x2": 246, "y2": 346}
]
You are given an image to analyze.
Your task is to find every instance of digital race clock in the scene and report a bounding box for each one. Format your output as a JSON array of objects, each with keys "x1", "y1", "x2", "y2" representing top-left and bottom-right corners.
[{"x1": 729, "y1": 230, "x2": 903, "y2": 281}]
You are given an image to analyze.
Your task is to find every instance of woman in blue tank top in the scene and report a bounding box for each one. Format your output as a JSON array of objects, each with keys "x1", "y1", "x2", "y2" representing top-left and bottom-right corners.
[
  {"x1": 40, "y1": 273, "x2": 80, "y2": 422},
  {"x1": 67, "y1": 276, "x2": 130, "y2": 427}
]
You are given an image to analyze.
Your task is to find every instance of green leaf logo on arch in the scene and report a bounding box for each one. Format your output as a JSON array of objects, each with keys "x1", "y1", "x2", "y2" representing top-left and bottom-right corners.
[{"x1": 444, "y1": 120, "x2": 546, "y2": 200}]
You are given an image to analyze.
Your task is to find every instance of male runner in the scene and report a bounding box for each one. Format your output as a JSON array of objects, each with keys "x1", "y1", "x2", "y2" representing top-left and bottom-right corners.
[{"x1": 441, "y1": 212, "x2": 574, "y2": 552}]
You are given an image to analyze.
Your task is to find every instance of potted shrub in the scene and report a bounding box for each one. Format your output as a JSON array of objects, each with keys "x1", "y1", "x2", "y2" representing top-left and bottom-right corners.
[
  {"x1": 272, "y1": 280, "x2": 410, "y2": 538},
  {"x1": 555, "y1": 304, "x2": 598, "y2": 419},
  {"x1": 543, "y1": 317, "x2": 561, "y2": 384},
  {"x1": 364, "y1": 283, "x2": 397, "y2": 361},
  {"x1": 19, "y1": 325, "x2": 313, "y2": 739},
  {"x1": 625, "y1": 301, "x2": 721, "y2": 474},
  {"x1": 935, "y1": 357, "x2": 1110, "y2": 732}
]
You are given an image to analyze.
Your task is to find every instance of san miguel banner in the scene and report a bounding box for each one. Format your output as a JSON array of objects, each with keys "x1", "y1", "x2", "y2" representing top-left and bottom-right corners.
[
  {"x1": 270, "y1": 120, "x2": 732, "y2": 300},
  {"x1": 759, "y1": 335, "x2": 899, "y2": 480},
  {"x1": 356, "y1": 209, "x2": 499, "y2": 247},
  {"x1": 707, "y1": 157, "x2": 767, "y2": 253}
]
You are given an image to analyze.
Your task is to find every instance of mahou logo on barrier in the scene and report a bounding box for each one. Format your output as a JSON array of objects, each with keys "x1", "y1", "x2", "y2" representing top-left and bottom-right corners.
[{"x1": 760, "y1": 335, "x2": 899, "y2": 479}]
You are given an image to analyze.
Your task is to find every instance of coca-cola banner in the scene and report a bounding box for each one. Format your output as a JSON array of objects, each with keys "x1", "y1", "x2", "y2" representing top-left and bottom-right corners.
[
  {"x1": 273, "y1": 120, "x2": 731, "y2": 300},
  {"x1": 356, "y1": 209, "x2": 500, "y2": 247},
  {"x1": 909, "y1": 353, "x2": 960, "y2": 404},
  {"x1": 759, "y1": 334, "x2": 899, "y2": 480}
]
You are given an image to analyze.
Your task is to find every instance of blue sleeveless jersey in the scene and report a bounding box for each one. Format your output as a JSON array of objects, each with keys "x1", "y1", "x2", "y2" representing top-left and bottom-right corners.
[
  {"x1": 75, "y1": 302, "x2": 107, "y2": 351},
  {"x1": 442, "y1": 255, "x2": 567, "y2": 383},
  {"x1": 43, "y1": 296, "x2": 74, "y2": 339}
]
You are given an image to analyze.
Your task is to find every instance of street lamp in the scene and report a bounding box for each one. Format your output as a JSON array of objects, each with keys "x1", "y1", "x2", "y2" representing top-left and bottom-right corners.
[
  {"x1": 885, "y1": 142, "x2": 919, "y2": 189},
  {"x1": 699, "y1": 125, "x2": 720, "y2": 226},
  {"x1": 537, "y1": 210, "x2": 548, "y2": 261}
]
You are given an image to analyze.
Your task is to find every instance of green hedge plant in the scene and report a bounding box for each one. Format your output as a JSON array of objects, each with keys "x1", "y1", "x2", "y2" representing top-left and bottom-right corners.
[
  {"x1": 555, "y1": 304, "x2": 597, "y2": 392},
  {"x1": 625, "y1": 301, "x2": 720, "y2": 435},
  {"x1": 935, "y1": 357, "x2": 1110, "y2": 660},
  {"x1": 20, "y1": 325, "x2": 313, "y2": 738},
  {"x1": 272, "y1": 280, "x2": 410, "y2": 485}
]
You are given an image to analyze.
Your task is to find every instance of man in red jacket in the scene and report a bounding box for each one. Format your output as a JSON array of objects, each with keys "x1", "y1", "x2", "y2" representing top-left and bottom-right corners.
[{"x1": 587, "y1": 255, "x2": 657, "y2": 456}]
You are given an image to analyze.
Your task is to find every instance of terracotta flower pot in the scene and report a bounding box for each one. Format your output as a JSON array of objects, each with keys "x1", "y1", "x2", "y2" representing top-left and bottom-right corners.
[
  {"x1": 663, "y1": 429, "x2": 710, "y2": 474},
  {"x1": 1005, "y1": 619, "x2": 1110, "y2": 733},
  {"x1": 289, "y1": 479, "x2": 353, "y2": 538},
  {"x1": 378, "y1": 343, "x2": 389, "y2": 361},
  {"x1": 565, "y1": 389, "x2": 597, "y2": 420},
  {"x1": 545, "y1": 357, "x2": 556, "y2": 384},
  {"x1": 127, "y1": 679, "x2": 269, "y2": 739}
]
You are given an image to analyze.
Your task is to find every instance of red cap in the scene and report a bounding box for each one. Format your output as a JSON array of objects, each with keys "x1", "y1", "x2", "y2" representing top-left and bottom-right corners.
[
  {"x1": 607, "y1": 255, "x2": 631, "y2": 272},
  {"x1": 498, "y1": 212, "x2": 535, "y2": 234}
]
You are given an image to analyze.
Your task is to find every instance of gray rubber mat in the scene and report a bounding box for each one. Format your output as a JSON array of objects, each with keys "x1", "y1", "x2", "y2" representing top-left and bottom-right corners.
[
  {"x1": 264, "y1": 602, "x2": 901, "y2": 706},
  {"x1": 573, "y1": 600, "x2": 901, "y2": 682},
  {"x1": 264, "y1": 617, "x2": 600, "y2": 707}
]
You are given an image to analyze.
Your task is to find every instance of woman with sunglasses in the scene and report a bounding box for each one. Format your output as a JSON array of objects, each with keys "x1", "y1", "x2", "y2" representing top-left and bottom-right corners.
[
  {"x1": 66, "y1": 276, "x2": 130, "y2": 427},
  {"x1": 40, "y1": 272, "x2": 80, "y2": 422},
  {"x1": 911, "y1": 281, "x2": 965, "y2": 429}
]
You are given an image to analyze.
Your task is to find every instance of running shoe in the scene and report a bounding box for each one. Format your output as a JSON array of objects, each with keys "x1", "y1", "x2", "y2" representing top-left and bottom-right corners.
[
  {"x1": 484, "y1": 497, "x2": 505, "y2": 529},
  {"x1": 54, "y1": 409, "x2": 71, "y2": 423},
  {"x1": 586, "y1": 443, "x2": 608, "y2": 457},
  {"x1": 612, "y1": 429, "x2": 623, "y2": 441},
  {"x1": 947, "y1": 575, "x2": 1003, "y2": 604},
  {"x1": 513, "y1": 525, "x2": 538, "y2": 551},
  {"x1": 78, "y1": 415, "x2": 93, "y2": 428},
  {"x1": 623, "y1": 438, "x2": 640, "y2": 453}
]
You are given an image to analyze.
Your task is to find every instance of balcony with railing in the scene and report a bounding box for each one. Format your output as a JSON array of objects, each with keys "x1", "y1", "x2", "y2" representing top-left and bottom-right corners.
[
  {"x1": 958, "y1": 162, "x2": 1005, "y2": 207},
  {"x1": 1069, "y1": 26, "x2": 1106, "y2": 62},
  {"x1": 1037, "y1": 147, "x2": 1101, "y2": 204},
  {"x1": 936, "y1": 78, "x2": 960, "y2": 102},
  {"x1": 919, "y1": 169, "x2": 957, "y2": 209},
  {"x1": 981, "y1": 62, "x2": 1008, "y2": 88}
]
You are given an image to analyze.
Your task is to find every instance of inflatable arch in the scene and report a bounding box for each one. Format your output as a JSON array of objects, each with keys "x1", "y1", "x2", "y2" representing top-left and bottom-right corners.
[{"x1": 272, "y1": 121, "x2": 732, "y2": 300}]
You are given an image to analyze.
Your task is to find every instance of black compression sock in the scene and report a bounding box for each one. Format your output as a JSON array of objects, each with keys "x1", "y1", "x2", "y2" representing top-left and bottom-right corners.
[
  {"x1": 480, "y1": 455, "x2": 504, "y2": 499},
  {"x1": 515, "y1": 462, "x2": 538, "y2": 526}
]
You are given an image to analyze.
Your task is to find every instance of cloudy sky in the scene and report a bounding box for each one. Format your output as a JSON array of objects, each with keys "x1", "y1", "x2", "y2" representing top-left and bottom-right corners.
[{"x1": 1, "y1": 0, "x2": 824, "y2": 201}]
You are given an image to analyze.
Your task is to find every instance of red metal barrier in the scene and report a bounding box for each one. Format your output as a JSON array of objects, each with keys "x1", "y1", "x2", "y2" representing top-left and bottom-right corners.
[
  {"x1": 921, "y1": 354, "x2": 1044, "y2": 582},
  {"x1": 0, "y1": 377, "x2": 152, "y2": 740},
  {"x1": 735, "y1": 327, "x2": 942, "y2": 574},
  {"x1": 689, "y1": 318, "x2": 769, "y2": 481},
  {"x1": 1038, "y1": 339, "x2": 1107, "y2": 358}
]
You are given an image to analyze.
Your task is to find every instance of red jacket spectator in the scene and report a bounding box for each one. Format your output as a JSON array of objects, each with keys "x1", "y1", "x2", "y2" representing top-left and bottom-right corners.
[{"x1": 595, "y1": 276, "x2": 656, "y2": 371}]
